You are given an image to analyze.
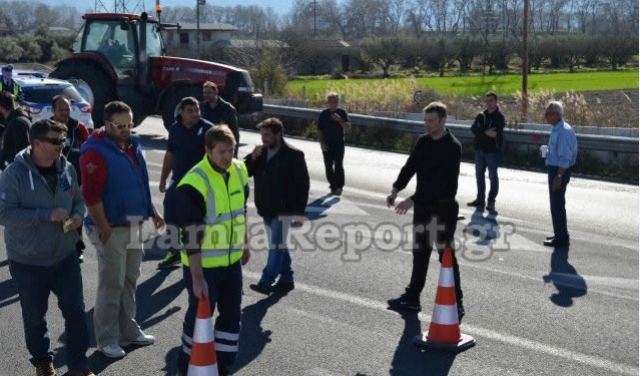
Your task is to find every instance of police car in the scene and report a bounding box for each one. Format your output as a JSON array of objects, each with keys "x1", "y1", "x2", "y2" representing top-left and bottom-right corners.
[{"x1": 16, "y1": 76, "x2": 94, "y2": 129}]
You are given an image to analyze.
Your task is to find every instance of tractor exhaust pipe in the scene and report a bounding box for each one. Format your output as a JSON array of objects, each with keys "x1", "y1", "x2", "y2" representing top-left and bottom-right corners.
[{"x1": 138, "y1": 12, "x2": 149, "y2": 89}]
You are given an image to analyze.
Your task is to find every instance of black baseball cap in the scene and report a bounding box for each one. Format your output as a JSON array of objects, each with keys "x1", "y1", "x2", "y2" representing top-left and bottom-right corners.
[{"x1": 2, "y1": 64, "x2": 13, "y2": 72}]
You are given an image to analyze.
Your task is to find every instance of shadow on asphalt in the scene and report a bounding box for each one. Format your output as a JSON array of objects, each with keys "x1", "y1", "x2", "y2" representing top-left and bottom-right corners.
[
  {"x1": 387, "y1": 310, "x2": 456, "y2": 376},
  {"x1": 0, "y1": 273, "x2": 18, "y2": 309},
  {"x1": 306, "y1": 193, "x2": 341, "y2": 221},
  {"x1": 543, "y1": 246, "x2": 588, "y2": 307},
  {"x1": 231, "y1": 291, "x2": 288, "y2": 373}
]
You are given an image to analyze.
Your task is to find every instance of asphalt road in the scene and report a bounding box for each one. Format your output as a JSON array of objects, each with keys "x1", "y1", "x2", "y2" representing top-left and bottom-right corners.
[{"x1": 0, "y1": 116, "x2": 637, "y2": 376}]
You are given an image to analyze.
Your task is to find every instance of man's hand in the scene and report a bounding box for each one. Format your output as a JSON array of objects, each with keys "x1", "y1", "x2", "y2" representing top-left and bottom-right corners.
[
  {"x1": 99, "y1": 225, "x2": 112, "y2": 245},
  {"x1": 484, "y1": 128, "x2": 498, "y2": 138},
  {"x1": 330, "y1": 112, "x2": 342, "y2": 122},
  {"x1": 192, "y1": 276, "x2": 209, "y2": 300},
  {"x1": 386, "y1": 189, "x2": 398, "y2": 208},
  {"x1": 69, "y1": 214, "x2": 83, "y2": 231},
  {"x1": 395, "y1": 197, "x2": 414, "y2": 215},
  {"x1": 552, "y1": 176, "x2": 563, "y2": 192},
  {"x1": 159, "y1": 178, "x2": 167, "y2": 193},
  {"x1": 152, "y1": 213, "x2": 165, "y2": 230},
  {"x1": 241, "y1": 246, "x2": 251, "y2": 265},
  {"x1": 50, "y1": 208, "x2": 69, "y2": 222},
  {"x1": 251, "y1": 145, "x2": 264, "y2": 161}
]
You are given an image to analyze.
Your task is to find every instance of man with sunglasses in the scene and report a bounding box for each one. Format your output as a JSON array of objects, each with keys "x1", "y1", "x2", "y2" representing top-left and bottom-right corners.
[
  {"x1": 80, "y1": 101, "x2": 164, "y2": 359},
  {"x1": 0, "y1": 119, "x2": 94, "y2": 376}
]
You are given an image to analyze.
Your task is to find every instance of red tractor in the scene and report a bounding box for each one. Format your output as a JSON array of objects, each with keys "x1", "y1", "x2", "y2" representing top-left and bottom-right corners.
[{"x1": 50, "y1": 12, "x2": 262, "y2": 129}]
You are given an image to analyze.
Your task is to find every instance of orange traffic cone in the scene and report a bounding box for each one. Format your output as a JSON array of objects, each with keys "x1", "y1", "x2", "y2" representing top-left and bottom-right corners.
[
  {"x1": 188, "y1": 297, "x2": 219, "y2": 376},
  {"x1": 414, "y1": 248, "x2": 475, "y2": 353}
]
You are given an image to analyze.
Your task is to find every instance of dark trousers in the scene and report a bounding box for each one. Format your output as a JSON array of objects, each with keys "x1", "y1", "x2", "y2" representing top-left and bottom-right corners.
[
  {"x1": 9, "y1": 254, "x2": 89, "y2": 370},
  {"x1": 322, "y1": 144, "x2": 345, "y2": 190},
  {"x1": 178, "y1": 262, "x2": 242, "y2": 374},
  {"x1": 548, "y1": 166, "x2": 571, "y2": 244},
  {"x1": 163, "y1": 183, "x2": 180, "y2": 254},
  {"x1": 406, "y1": 202, "x2": 463, "y2": 304},
  {"x1": 474, "y1": 151, "x2": 500, "y2": 204}
]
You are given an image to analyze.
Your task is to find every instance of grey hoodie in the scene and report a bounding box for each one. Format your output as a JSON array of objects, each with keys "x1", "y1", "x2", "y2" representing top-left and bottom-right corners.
[{"x1": 0, "y1": 147, "x2": 85, "y2": 267}]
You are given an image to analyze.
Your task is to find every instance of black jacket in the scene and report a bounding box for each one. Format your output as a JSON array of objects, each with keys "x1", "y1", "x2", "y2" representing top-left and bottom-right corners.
[
  {"x1": 393, "y1": 129, "x2": 461, "y2": 207},
  {"x1": 245, "y1": 141, "x2": 310, "y2": 218},
  {"x1": 1, "y1": 109, "x2": 31, "y2": 169},
  {"x1": 471, "y1": 109, "x2": 505, "y2": 153},
  {"x1": 201, "y1": 98, "x2": 239, "y2": 143}
]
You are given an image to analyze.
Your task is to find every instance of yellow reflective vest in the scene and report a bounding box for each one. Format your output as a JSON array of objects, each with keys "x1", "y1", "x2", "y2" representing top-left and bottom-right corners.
[
  {"x1": 177, "y1": 156, "x2": 249, "y2": 268},
  {"x1": 0, "y1": 79, "x2": 20, "y2": 98}
]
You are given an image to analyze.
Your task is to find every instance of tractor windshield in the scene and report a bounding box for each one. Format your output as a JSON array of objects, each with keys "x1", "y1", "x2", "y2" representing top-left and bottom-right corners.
[
  {"x1": 84, "y1": 20, "x2": 137, "y2": 75},
  {"x1": 144, "y1": 22, "x2": 163, "y2": 57}
]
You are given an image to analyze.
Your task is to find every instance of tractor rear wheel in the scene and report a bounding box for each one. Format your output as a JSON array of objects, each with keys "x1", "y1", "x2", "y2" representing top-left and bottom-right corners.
[{"x1": 50, "y1": 62, "x2": 116, "y2": 128}]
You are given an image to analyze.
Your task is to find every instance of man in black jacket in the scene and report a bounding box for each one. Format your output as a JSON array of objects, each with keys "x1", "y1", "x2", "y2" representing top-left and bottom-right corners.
[
  {"x1": 468, "y1": 92, "x2": 505, "y2": 212},
  {"x1": 201, "y1": 81, "x2": 239, "y2": 156},
  {"x1": 245, "y1": 117, "x2": 310, "y2": 295},
  {"x1": 386, "y1": 102, "x2": 465, "y2": 321},
  {"x1": 0, "y1": 92, "x2": 31, "y2": 169}
]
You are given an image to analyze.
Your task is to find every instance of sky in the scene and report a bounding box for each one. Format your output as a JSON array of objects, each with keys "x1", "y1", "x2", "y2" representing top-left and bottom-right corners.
[{"x1": 43, "y1": 0, "x2": 296, "y2": 15}]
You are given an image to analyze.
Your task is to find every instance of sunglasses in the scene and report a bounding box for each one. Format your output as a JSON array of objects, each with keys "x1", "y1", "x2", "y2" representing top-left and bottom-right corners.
[
  {"x1": 39, "y1": 137, "x2": 66, "y2": 146},
  {"x1": 107, "y1": 121, "x2": 134, "y2": 130}
]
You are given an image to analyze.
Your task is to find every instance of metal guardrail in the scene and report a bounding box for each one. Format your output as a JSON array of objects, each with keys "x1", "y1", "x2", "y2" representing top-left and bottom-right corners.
[{"x1": 263, "y1": 104, "x2": 639, "y2": 154}]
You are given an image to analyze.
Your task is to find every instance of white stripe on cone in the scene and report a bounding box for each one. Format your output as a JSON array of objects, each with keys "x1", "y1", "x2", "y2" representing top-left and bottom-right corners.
[
  {"x1": 188, "y1": 364, "x2": 219, "y2": 376},
  {"x1": 193, "y1": 318, "x2": 215, "y2": 343},
  {"x1": 438, "y1": 267, "x2": 455, "y2": 287},
  {"x1": 432, "y1": 304, "x2": 459, "y2": 325}
]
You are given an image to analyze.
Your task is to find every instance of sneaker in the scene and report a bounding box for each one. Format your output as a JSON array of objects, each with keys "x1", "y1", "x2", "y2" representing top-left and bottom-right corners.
[
  {"x1": 467, "y1": 199, "x2": 484, "y2": 208},
  {"x1": 35, "y1": 361, "x2": 56, "y2": 376},
  {"x1": 157, "y1": 250, "x2": 181, "y2": 269},
  {"x1": 272, "y1": 281, "x2": 295, "y2": 293},
  {"x1": 63, "y1": 368, "x2": 95, "y2": 376},
  {"x1": 100, "y1": 344, "x2": 126, "y2": 358},
  {"x1": 122, "y1": 333, "x2": 155, "y2": 347},
  {"x1": 387, "y1": 294, "x2": 421, "y2": 312},
  {"x1": 249, "y1": 283, "x2": 272, "y2": 295},
  {"x1": 333, "y1": 188, "x2": 343, "y2": 196}
]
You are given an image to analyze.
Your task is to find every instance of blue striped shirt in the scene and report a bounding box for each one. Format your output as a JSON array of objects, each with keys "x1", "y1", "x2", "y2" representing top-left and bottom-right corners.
[{"x1": 546, "y1": 120, "x2": 578, "y2": 169}]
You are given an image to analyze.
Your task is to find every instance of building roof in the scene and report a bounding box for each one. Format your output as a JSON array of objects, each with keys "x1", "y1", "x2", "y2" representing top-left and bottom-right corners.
[
  {"x1": 304, "y1": 39, "x2": 351, "y2": 49},
  {"x1": 175, "y1": 22, "x2": 238, "y2": 31},
  {"x1": 227, "y1": 39, "x2": 288, "y2": 49}
]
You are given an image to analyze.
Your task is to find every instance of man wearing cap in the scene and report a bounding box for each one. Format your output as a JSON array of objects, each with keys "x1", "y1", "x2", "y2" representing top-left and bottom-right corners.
[{"x1": 0, "y1": 64, "x2": 23, "y2": 101}]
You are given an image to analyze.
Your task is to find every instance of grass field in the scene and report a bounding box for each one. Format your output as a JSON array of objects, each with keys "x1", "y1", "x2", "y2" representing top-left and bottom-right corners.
[{"x1": 285, "y1": 70, "x2": 638, "y2": 98}]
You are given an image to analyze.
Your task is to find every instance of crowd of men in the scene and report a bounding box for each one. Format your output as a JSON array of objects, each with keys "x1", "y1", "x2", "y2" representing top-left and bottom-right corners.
[{"x1": 0, "y1": 68, "x2": 578, "y2": 375}]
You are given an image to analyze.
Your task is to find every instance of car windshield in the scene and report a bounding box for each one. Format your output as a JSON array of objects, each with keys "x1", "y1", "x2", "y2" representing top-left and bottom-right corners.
[{"x1": 22, "y1": 84, "x2": 85, "y2": 104}]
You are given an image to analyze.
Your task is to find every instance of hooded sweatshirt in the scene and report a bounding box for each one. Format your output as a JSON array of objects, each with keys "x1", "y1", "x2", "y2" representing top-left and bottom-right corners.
[
  {"x1": 0, "y1": 109, "x2": 31, "y2": 169},
  {"x1": 0, "y1": 147, "x2": 85, "y2": 267}
]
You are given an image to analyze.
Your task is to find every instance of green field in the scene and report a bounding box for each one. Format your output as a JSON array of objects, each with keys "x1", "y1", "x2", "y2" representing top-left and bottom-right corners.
[{"x1": 285, "y1": 70, "x2": 638, "y2": 98}]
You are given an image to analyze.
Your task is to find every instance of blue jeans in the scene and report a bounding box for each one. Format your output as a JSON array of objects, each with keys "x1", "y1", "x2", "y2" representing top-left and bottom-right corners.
[
  {"x1": 9, "y1": 254, "x2": 89, "y2": 370},
  {"x1": 475, "y1": 151, "x2": 500, "y2": 204},
  {"x1": 258, "y1": 217, "x2": 294, "y2": 286},
  {"x1": 548, "y1": 166, "x2": 572, "y2": 244}
]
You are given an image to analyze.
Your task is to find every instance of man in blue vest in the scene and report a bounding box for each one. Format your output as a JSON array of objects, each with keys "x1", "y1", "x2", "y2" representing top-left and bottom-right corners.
[{"x1": 80, "y1": 101, "x2": 164, "y2": 358}]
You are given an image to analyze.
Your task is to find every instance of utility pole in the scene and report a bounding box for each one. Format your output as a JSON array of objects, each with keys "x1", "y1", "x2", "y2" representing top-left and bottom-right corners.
[
  {"x1": 522, "y1": 0, "x2": 529, "y2": 122},
  {"x1": 196, "y1": 0, "x2": 205, "y2": 59},
  {"x1": 309, "y1": 0, "x2": 317, "y2": 37}
]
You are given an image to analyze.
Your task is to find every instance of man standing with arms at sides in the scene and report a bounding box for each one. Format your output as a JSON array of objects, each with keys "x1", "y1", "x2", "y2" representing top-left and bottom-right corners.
[
  {"x1": 542, "y1": 101, "x2": 577, "y2": 248},
  {"x1": 157, "y1": 97, "x2": 213, "y2": 269},
  {"x1": 0, "y1": 119, "x2": 94, "y2": 376},
  {"x1": 0, "y1": 91, "x2": 31, "y2": 169},
  {"x1": 80, "y1": 101, "x2": 164, "y2": 358},
  {"x1": 245, "y1": 117, "x2": 310, "y2": 295},
  {"x1": 200, "y1": 81, "x2": 239, "y2": 156},
  {"x1": 0, "y1": 64, "x2": 23, "y2": 100},
  {"x1": 317, "y1": 92, "x2": 350, "y2": 196},
  {"x1": 386, "y1": 102, "x2": 465, "y2": 322},
  {"x1": 467, "y1": 92, "x2": 505, "y2": 213},
  {"x1": 174, "y1": 126, "x2": 250, "y2": 376},
  {"x1": 52, "y1": 95, "x2": 90, "y2": 261}
]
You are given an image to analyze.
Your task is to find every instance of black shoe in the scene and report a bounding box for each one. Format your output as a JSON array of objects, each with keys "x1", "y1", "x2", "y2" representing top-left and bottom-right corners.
[
  {"x1": 157, "y1": 250, "x2": 181, "y2": 269},
  {"x1": 467, "y1": 199, "x2": 484, "y2": 208},
  {"x1": 387, "y1": 294, "x2": 421, "y2": 312},
  {"x1": 546, "y1": 235, "x2": 555, "y2": 240},
  {"x1": 543, "y1": 239, "x2": 569, "y2": 247},
  {"x1": 272, "y1": 281, "x2": 295, "y2": 293},
  {"x1": 457, "y1": 302, "x2": 465, "y2": 322},
  {"x1": 486, "y1": 202, "x2": 496, "y2": 212},
  {"x1": 332, "y1": 188, "x2": 343, "y2": 196},
  {"x1": 249, "y1": 283, "x2": 272, "y2": 295}
]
